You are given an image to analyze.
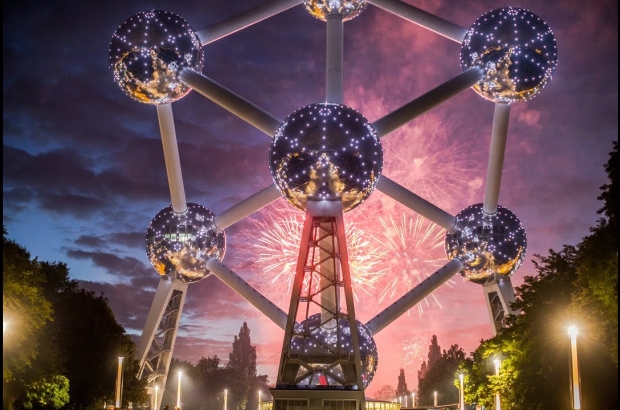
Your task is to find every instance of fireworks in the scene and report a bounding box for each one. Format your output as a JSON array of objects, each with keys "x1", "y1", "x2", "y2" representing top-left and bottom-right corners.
[
  {"x1": 372, "y1": 213, "x2": 453, "y2": 316},
  {"x1": 401, "y1": 336, "x2": 426, "y2": 368},
  {"x1": 239, "y1": 204, "x2": 387, "y2": 308}
]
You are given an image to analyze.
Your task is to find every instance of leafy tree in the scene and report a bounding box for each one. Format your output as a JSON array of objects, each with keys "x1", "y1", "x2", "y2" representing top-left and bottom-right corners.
[
  {"x1": 15, "y1": 375, "x2": 70, "y2": 410},
  {"x1": 395, "y1": 368, "x2": 409, "y2": 398},
  {"x1": 374, "y1": 385, "x2": 396, "y2": 401}
]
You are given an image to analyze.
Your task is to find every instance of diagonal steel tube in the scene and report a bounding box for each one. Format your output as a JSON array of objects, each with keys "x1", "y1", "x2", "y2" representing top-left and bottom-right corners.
[
  {"x1": 196, "y1": 0, "x2": 303, "y2": 45},
  {"x1": 372, "y1": 66, "x2": 484, "y2": 138},
  {"x1": 376, "y1": 176, "x2": 457, "y2": 231},
  {"x1": 206, "y1": 258, "x2": 289, "y2": 330},
  {"x1": 367, "y1": 0, "x2": 468, "y2": 43},
  {"x1": 365, "y1": 258, "x2": 463, "y2": 335},
  {"x1": 179, "y1": 68, "x2": 282, "y2": 137},
  {"x1": 213, "y1": 184, "x2": 281, "y2": 231}
]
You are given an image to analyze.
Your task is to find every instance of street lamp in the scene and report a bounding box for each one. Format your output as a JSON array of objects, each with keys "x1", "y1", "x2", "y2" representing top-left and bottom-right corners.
[
  {"x1": 494, "y1": 359, "x2": 501, "y2": 410},
  {"x1": 177, "y1": 371, "x2": 182, "y2": 410},
  {"x1": 568, "y1": 326, "x2": 582, "y2": 410},
  {"x1": 115, "y1": 357, "x2": 125, "y2": 410},
  {"x1": 411, "y1": 392, "x2": 415, "y2": 408},
  {"x1": 459, "y1": 373, "x2": 464, "y2": 410},
  {"x1": 433, "y1": 391, "x2": 437, "y2": 407},
  {"x1": 154, "y1": 385, "x2": 159, "y2": 410},
  {"x1": 404, "y1": 394, "x2": 407, "y2": 407},
  {"x1": 258, "y1": 390, "x2": 262, "y2": 410},
  {"x1": 3, "y1": 321, "x2": 7, "y2": 335},
  {"x1": 224, "y1": 388, "x2": 228, "y2": 410}
]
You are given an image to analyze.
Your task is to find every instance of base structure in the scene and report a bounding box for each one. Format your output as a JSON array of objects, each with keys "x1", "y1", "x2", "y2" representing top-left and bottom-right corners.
[
  {"x1": 136, "y1": 278, "x2": 189, "y2": 410},
  {"x1": 272, "y1": 199, "x2": 367, "y2": 410},
  {"x1": 482, "y1": 277, "x2": 518, "y2": 335}
]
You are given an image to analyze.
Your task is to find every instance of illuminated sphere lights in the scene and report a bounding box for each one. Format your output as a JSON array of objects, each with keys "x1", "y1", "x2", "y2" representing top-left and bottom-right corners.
[
  {"x1": 270, "y1": 102, "x2": 383, "y2": 213},
  {"x1": 109, "y1": 10, "x2": 203, "y2": 104},
  {"x1": 146, "y1": 203, "x2": 225, "y2": 284},
  {"x1": 290, "y1": 313, "x2": 378, "y2": 389},
  {"x1": 303, "y1": 0, "x2": 367, "y2": 22},
  {"x1": 461, "y1": 7, "x2": 558, "y2": 104},
  {"x1": 444, "y1": 203, "x2": 527, "y2": 285}
]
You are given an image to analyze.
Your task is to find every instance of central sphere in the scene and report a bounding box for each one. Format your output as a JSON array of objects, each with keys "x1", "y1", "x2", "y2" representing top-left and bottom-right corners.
[
  {"x1": 145, "y1": 203, "x2": 225, "y2": 283},
  {"x1": 290, "y1": 313, "x2": 378, "y2": 389},
  {"x1": 109, "y1": 10, "x2": 203, "y2": 104},
  {"x1": 303, "y1": 0, "x2": 367, "y2": 22},
  {"x1": 461, "y1": 7, "x2": 558, "y2": 103},
  {"x1": 445, "y1": 204, "x2": 527, "y2": 284},
  {"x1": 270, "y1": 102, "x2": 383, "y2": 213}
]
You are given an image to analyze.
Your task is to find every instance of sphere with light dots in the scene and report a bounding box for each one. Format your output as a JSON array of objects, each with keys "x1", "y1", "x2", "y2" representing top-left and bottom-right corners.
[
  {"x1": 109, "y1": 10, "x2": 203, "y2": 104},
  {"x1": 146, "y1": 203, "x2": 225, "y2": 283},
  {"x1": 303, "y1": 0, "x2": 367, "y2": 22},
  {"x1": 461, "y1": 7, "x2": 558, "y2": 104},
  {"x1": 290, "y1": 313, "x2": 378, "y2": 389},
  {"x1": 445, "y1": 203, "x2": 527, "y2": 284},
  {"x1": 270, "y1": 102, "x2": 383, "y2": 213}
]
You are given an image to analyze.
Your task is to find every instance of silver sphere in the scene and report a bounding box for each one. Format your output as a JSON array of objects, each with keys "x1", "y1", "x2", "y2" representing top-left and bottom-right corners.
[
  {"x1": 303, "y1": 0, "x2": 367, "y2": 22},
  {"x1": 445, "y1": 204, "x2": 527, "y2": 284},
  {"x1": 461, "y1": 7, "x2": 558, "y2": 103},
  {"x1": 109, "y1": 10, "x2": 203, "y2": 104},
  {"x1": 290, "y1": 313, "x2": 378, "y2": 389},
  {"x1": 145, "y1": 203, "x2": 225, "y2": 283},
  {"x1": 270, "y1": 102, "x2": 383, "y2": 213}
]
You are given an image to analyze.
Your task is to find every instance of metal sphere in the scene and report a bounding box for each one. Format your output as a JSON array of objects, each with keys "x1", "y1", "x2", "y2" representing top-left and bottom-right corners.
[
  {"x1": 109, "y1": 10, "x2": 203, "y2": 104},
  {"x1": 145, "y1": 203, "x2": 225, "y2": 284},
  {"x1": 445, "y1": 203, "x2": 527, "y2": 284},
  {"x1": 270, "y1": 102, "x2": 383, "y2": 213},
  {"x1": 461, "y1": 7, "x2": 558, "y2": 103},
  {"x1": 303, "y1": 0, "x2": 367, "y2": 22},
  {"x1": 291, "y1": 313, "x2": 378, "y2": 389}
]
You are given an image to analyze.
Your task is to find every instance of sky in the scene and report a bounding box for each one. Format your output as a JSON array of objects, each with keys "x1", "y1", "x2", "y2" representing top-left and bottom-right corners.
[{"x1": 3, "y1": 0, "x2": 618, "y2": 400}]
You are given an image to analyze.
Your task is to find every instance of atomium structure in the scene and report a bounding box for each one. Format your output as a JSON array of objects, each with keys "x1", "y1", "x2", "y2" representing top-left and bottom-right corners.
[{"x1": 108, "y1": 1, "x2": 557, "y2": 409}]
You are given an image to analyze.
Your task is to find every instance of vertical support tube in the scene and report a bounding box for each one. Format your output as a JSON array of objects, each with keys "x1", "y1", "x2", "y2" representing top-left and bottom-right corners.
[
  {"x1": 483, "y1": 103, "x2": 511, "y2": 215},
  {"x1": 326, "y1": 13, "x2": 344, "y2": 104},
  {"x1": 157, "y1": 104, "x2": 187, "y2": 214}
]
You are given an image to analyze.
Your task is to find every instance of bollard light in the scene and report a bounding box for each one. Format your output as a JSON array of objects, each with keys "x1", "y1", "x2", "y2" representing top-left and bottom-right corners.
[{"x1": 568, "y1": 326, "x2": 582, "y2": 410}]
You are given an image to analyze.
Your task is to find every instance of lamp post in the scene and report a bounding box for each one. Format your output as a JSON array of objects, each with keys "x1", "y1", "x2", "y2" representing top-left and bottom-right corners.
[
  {"x1": 459, "y1": 373, "x2": 464, "y2": 410},
  {"x1": 568, "y1": 326, "x2": 582, "y2": 410},
  {"x1": 177, "y1": 371, "x2": 182, "y2": 410},
  {"x1": 493, "y1": 359, "x2": 501, "y2": 410},
  {"x1": 258, "y1": 390, "x2": 261, "y2": 410},
  {"x1": 224, "y1": 389, "x2": 228, "y2": 410},
  {"x1": 154, "y1": 385, "x2": 159, "y2": 410},
  {"x1": 115, "y1": 357, "x2": 124, "y2": 410},
  {"x1": 433, "y1": 391, "x2": 437, "y2": 407},
  {"x1": 411, "y1": 392, "x2": 415, "y2": 408},
  {"x1": 404, "y1": 394, "x2": 408, "y2": 407}
]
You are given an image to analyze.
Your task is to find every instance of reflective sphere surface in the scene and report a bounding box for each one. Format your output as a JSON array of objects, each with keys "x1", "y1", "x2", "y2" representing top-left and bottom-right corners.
[
  {"x1": 303, "y1": 0, "x2": 367, "y2": 22},
  {"x1": 109, "y1": 10, "x2": 203, "y2": 104},
  {"x1": 461, "y1": 7, "x2": 558, "y2": 103},
  {"x1": 146, "y1": 203, "x2": 225, "y2": 283},
  {"x1": 291, "y1": 313, "x2": 378, "y2": 389},
  {"x1": 445, "y1": 204, "x2": 526, "y2": 284},
  {"x1": 270, "y1": 102, "x2": 383, "y2": 213}
]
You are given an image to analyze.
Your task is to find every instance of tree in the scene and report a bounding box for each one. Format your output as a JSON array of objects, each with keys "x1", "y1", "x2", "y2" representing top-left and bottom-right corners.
[
  {"x1": 374, "y1": 385, "x2": 396, "y2": 401},
  {"x1": 396, "y1": 368, "x2": 409, "y2": 398},
  {"x1": 227, "y1": 322, "x2": 257, "y2": 410}
]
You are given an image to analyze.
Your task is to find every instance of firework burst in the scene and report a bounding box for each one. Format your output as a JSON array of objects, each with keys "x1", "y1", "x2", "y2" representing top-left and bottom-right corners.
[
  {"x1": 372, "y1": 213, "x2": 453, "y2": 317},
  {"x1": 238, "y1": 204, "x2": 387, "y2": 309}
]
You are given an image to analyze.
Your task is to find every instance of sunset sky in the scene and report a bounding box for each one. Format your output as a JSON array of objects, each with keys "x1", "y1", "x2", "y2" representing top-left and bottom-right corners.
[{"x1": 3, "y1": 0, "x2": 617, "y2": 399}]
